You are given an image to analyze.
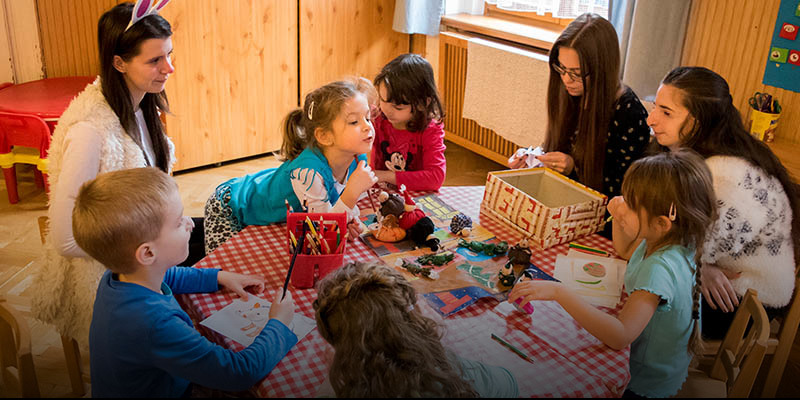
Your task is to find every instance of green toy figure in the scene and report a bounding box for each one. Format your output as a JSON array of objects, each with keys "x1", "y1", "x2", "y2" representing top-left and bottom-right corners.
[
  {"x1": 395, "y1": 258, "x2": 438, "y2": 279},
  {"x1": 457, "y1": 239, "x2": 508, "y2": 257},
  {"x1": 416, "y1": 252, "x2": 455, "y2": 266}
]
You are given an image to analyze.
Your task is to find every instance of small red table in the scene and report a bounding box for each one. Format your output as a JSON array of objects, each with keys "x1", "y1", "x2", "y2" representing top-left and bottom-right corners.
[{"x1": 0, "y1": 76, "x2": 94, "y2": 131}]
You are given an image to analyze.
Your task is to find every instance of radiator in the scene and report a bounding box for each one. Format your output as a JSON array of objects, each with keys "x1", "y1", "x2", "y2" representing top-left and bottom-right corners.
[{"x1": 438, "y1": 31, "x2": 548, "y2": 166}]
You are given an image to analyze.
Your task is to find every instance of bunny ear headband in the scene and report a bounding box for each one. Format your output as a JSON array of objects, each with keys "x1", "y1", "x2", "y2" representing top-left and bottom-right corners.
[{"x1": 124, "y1": 0, "x2": 171, "y2": 32}]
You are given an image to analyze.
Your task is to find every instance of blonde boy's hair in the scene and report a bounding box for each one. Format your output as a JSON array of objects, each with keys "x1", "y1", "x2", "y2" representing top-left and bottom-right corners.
[{"x1": 72, "y1": 167, "x2": 178, "y2": 274}]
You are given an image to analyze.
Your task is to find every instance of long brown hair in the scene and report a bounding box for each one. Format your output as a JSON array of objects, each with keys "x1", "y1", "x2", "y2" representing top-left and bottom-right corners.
[
  {"x1": 657, "y1": 66, "x2": 800, "y2": 262},
  {"x1": 622, "y1": 150, "x2": 717, "y2": 356},
  {"x1": 313, "y1": 262, "x2": 478, "y2": 397},
  {"x1": 98, "y1": 2, "x2": 171, "y2": 172},
  {"x1": 281, "y1": 77, "x2": 375, "y2": 160},
  {"x1": 543, "y1": 13, "x2": 621, "y2": 191},
  {"x1": 373, "y1": 53, "x2": 444, "y2": 132}
]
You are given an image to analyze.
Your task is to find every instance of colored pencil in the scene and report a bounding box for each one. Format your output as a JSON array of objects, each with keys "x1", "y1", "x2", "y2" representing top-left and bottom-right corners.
[
  {"x1": 568, "y1": 242, "x2": 609, "y2": 256},
  {"x1": 606, "y1": 215, "x2": 613, "y2": 223},
  {"x1": 283, "y1": 225, "x2": 306, "y2": 300},
  {"x1": 288, "y1": 230, "x2": 298, "y2": 252},
  {"x1": 491, "y1": 333, "x2": 534, "y2": 364}
]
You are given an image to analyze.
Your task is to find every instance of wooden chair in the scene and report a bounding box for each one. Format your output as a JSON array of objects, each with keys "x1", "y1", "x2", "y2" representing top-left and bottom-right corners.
[
  {"x1": 0, "y1": 296, "x2": 40, "y2": 397},
  {"x1": 701, "y1": 273, "x2": 800, "y2": 397},
  {"x1": 37, "y1": 215, "x2": 87, "y2": 397},
  {"x1": 678, "y1": 289, "x2": 770, "y2": 398}
]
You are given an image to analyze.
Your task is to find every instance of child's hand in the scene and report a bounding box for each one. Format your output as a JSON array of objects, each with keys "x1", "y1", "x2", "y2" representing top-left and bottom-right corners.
[
  {"x1": 342, "y1": 161, "x2": 378, "y2": 207},
  {"x1": 346, "y1": 217, "x2": 364, "y2": 241},
  {"x1": 218, "y1": 271, "x2": 265, "y2": 301},
  {"x1": 269, "y1": 288, "x2": 295, "y2": 327},
  {"x1": 374, "y1": 169, "x2": 396, "y2": 185},
  {"x1": 536, "y1": 152, "x2": 574, "y2": 175},
  {"x1": 508, "y1": 280, "x2": 564, "y2": 305}
]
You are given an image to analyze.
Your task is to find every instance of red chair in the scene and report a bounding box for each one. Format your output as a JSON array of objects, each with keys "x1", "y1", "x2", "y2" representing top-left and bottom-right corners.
[{"x1": 0, "y1": 111, "x2": 52, "y2": 204}]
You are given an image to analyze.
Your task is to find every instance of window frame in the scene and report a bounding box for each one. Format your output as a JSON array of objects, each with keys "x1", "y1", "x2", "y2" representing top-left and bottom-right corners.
[{"x1": 484, "y1": 3, "x2": 574, "y2": 28}]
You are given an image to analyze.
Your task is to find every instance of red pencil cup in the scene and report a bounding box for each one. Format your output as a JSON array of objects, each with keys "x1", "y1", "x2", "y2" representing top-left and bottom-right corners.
[{"x1": 285, "y1": 211, "x2": 347, "y2": 289}]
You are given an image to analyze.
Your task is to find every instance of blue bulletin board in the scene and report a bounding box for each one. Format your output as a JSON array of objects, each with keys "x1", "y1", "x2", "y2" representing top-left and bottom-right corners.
[{"x1": 763, "y1": 0, "x2": 800, "y2": 93}]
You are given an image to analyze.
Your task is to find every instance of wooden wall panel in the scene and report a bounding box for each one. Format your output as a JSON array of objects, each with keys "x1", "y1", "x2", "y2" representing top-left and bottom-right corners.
[
  {"x1": 161, "y1": 1, "x2": 298, "y2": 171},
  {"x1": 299, "y1": 0, "x2": 408, "y2": 96},
  {"x1": 682, "y1": 0, "x2": 800, "y2": 144},
  {"x1": 37, "y1": 0, "x2": 123, "y2": 78}
]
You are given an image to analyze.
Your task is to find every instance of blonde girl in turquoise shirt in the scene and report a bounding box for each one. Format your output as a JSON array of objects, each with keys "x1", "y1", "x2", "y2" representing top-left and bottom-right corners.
[{"x1": 510, "y1": 150, "x2": 716, "y2": 397}]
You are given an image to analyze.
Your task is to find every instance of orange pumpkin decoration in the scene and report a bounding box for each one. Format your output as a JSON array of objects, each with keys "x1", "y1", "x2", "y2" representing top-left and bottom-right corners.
[{"x1": 371, "y1": 214, "x2": 406, "y2": 242}]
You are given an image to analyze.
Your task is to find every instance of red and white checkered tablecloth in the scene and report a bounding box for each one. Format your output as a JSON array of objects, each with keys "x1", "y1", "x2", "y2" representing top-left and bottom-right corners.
[{"x1": 177, "y1": 186, "x2": 631, "y2": 398}]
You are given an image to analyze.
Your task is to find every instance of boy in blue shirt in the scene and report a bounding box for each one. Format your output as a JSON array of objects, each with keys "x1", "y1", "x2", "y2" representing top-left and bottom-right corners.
[{"x1": 73, "y1": 167, "x2": 297, "y2": 397}]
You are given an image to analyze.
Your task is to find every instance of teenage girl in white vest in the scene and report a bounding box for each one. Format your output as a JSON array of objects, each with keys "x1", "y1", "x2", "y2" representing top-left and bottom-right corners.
[
  {"x1": 647, "y1": 66, "x2": 799, "y2": 339},
  {"x1": 32, "y1": 0, "x2": 193, "y2": 346}
]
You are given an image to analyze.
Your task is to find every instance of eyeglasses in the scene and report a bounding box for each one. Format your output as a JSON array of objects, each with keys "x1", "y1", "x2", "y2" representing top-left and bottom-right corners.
[{"x1": 552, "y1": 62, "x2": 585, "y2": 82}]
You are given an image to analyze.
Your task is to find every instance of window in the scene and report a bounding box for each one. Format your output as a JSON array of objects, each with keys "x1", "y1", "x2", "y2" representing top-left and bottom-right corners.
[{"x1": 485, "y1": 0, "x2": 609, "y2": 25}]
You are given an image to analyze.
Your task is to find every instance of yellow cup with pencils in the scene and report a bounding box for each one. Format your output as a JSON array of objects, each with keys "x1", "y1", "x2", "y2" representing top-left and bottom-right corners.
[{"x1": 748, "y1": 92, "x2": 781, "y2": 142}]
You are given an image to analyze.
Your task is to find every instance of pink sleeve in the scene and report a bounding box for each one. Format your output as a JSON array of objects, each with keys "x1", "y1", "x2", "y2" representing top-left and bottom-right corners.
[
  {"x1": 48, "y1": 122, "x2": 103, "y2": 258},
  {"x1": 369, "y1": 114, "x2": 387, "y2": 171},
  {"x1": 395, "y1": 122, "x2": 446, "y2": 191}
]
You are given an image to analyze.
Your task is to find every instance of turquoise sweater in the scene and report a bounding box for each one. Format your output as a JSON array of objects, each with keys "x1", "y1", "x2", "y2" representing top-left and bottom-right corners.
[{"x1": 224, "y1": 147, "x2": 366, "y2": 226}]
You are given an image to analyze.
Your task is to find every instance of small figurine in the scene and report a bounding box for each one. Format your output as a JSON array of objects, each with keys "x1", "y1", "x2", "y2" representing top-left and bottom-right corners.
[
  {"x1": 377, "y1": 190, "x2": 405, "y2": 219},
  {"x1": 497, "y1": 262, "x2": 516, "y2": 287},
  {"x1": 395, "y1": 258, "x2": 438, "y2": 279},
  {"x1": 408, "y1": 217, "x2": 440, "y2": 251},
  {"x1": 457, "y1": 239, "x2": 508, "y2": 257},
  {"x1": 507, "y1": 237, "x2": 533, "y2": 266},
  {"x1": 449, "y1": 213, "x2": 473, "y2": 237},
  {"x1": 416, "y1": 251, "x2": 455, "y2": 266},
  {"x1": 397, "y1": 185, "x2": 440, "y2": 251},
  {"x1": 371, "y1": 214, "x2": 406, "y2": 242}
]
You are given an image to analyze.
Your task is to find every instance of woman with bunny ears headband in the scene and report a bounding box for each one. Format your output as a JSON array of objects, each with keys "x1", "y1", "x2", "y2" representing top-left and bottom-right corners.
[{"x1": 31, "y1": 0, "x2": 199, "y2": 347}]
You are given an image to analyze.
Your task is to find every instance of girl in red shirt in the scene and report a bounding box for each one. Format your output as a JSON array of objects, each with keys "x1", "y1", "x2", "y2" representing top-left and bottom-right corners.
[{"x1": 370, "y1": 53, "x2": 446, "y2": 191}]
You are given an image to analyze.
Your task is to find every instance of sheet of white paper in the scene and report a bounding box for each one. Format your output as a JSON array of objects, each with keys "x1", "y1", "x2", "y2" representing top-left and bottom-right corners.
[
  {"x1": 200, "y1": 296, "x2": 316, "y2": 347},
  {"x1": 554, "y1": 253, "x2": 627, "y2": 308}
]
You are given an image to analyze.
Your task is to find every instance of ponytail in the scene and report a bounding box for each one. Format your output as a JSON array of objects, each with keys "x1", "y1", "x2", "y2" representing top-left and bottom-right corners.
[{"x1": 280, "y1": 109, "x2": 307, "y2": 161}]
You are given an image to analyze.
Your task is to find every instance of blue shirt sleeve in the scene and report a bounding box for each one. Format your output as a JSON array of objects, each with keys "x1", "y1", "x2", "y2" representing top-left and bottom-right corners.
[
  {"x1": 163, "y1": 267, "x2": 220, "y2": 294},
  {"x1": 625, "y1": 254, "x2": 677, "y2": 311},
  {"x1": 148, "y1": 314, "x2": 299, "y2": 391}
]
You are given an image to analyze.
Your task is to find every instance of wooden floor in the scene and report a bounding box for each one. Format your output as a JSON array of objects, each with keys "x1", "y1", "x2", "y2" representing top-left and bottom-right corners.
[
  {"x1": 0, "y1": 141, "x2": 504, "y2": 397},
  {"x1": 1, "y1": 141, "x2": 799, "y2": 397}
]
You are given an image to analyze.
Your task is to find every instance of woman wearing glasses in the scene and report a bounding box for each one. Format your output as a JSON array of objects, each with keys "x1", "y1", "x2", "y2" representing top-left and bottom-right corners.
[{"x1": 509, "y1": 13, "x2": 650, "y2": 238}]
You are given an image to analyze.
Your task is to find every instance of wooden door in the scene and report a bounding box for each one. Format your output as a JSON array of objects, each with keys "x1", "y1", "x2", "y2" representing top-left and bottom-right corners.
[
  {"x1": 299, "y1": 0, "x2": 408, "y2": 97},
  {"x1": 161, "y1": 1, "x2": 298, "y2": 170}
]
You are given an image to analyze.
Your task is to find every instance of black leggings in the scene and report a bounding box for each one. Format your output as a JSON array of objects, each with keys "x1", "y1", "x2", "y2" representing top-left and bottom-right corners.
[
  {"x1": 179, "y1": 217, "x2": 206, "y2": 267},
  {"x1": 701, "y1": 295, "x2": 786, "y2": 340}
]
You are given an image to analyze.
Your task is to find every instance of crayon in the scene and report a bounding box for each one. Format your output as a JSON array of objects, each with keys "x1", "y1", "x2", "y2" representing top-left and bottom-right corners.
[{"x1": 491, "y1": 333, "x2": 534, "y2": 363}]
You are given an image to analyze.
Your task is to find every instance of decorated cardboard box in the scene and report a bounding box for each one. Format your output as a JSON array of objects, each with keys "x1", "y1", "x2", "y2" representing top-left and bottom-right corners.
[{"x1": 481, "y1": 167, "x2": 607, "y2": 249}]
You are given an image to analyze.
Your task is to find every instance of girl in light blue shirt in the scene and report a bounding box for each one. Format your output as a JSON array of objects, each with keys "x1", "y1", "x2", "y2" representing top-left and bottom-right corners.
[{"x1": 510, "y1": 150, "x2": 716, "y2": 397}]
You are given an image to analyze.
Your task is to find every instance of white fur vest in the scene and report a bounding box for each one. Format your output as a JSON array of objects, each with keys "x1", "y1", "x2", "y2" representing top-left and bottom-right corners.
[
  {"x1": 32, "y1": 78, "x2": 175, "y2": 346},
  {"x1": 701, "y1": 156, "x2": 795, "y2": 308}
]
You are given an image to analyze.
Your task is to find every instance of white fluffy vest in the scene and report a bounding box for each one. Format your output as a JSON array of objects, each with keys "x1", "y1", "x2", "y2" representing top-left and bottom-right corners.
[
  {"x1": 32, "y1": 78, "x2": 175, "y2": 346},
  {"x1": 701, "y1": 156, "x2": 795, "y2": 307}
]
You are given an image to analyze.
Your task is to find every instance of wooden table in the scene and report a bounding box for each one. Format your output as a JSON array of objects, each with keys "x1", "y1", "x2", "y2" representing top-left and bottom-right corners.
[
  {"x1": 0, "y1": 76, "x2": 94, "y2": 131},
  {"x1": 177, "y1": 186, "x2": 631, "y2": 397}
]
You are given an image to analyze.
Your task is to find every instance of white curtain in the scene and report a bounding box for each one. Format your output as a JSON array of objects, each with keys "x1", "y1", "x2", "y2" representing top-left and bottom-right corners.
[
  {"x1": 393, "y1": 0, "x2": 445, "y2": 36},
  {"x1": 485, "y1": 0, "x2": 609, "y2": 18},
  {"x1": 444, "y1": 0, "x2": 485, "y2": 15},
  {"x1": 610, "y1": 0, "x2": 691, "y2": 101}
]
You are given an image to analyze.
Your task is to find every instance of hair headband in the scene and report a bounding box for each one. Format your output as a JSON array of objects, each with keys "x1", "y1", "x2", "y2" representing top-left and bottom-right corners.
[{"x1": 125, "y1": 0, "x2": 171, "y2": 32}]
